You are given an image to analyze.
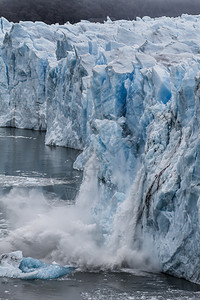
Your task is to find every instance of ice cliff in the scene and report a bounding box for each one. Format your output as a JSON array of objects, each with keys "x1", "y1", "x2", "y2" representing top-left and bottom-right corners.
[{"x1": 1, "y1": 14, "x2": 200, "y2": 282}]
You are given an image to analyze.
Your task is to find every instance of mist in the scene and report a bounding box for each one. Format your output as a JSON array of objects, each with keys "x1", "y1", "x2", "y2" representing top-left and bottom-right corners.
[
  {"x1": 1, "y1": 0, "x2": 200, "y2": 24},
  {"x1": 0, "y1": 156, "x2": 159, "y2": 272}
]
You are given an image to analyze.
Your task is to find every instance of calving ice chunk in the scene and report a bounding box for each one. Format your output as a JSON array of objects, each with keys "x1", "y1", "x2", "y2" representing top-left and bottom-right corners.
[
  {"x1": 0, "y1": 251, "x2": 74, "y2": 279},
  {"x1": 1, "y1": 14, "x2": 200, "y2": 283}
]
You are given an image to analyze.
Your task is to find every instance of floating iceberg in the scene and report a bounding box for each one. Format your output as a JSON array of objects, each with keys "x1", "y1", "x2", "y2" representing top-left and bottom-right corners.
[
  {"x1": 0, "y1": 251, "x2": 74, "y2": 279},
  {"x1": 1, "y1": 14, "x2": 200, "y2": 283}
]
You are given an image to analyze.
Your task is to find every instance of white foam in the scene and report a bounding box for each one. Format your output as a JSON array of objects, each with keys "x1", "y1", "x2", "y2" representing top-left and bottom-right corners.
[
  {"x1": 0, "y1": 136, "x2": 36, "y2": 140},
  {"x1": 0, "y1": 174, "x2": 75, "y2": 187}
]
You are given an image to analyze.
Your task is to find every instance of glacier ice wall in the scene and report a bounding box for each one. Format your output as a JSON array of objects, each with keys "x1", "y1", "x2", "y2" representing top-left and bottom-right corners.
[{"x1": 1, "y1": 14, "x2": 200, "y2": 282}]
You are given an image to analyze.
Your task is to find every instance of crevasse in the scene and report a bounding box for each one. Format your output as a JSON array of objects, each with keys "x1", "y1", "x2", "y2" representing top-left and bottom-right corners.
[{"x1": 0, "y1": 14, "x2": 200, "y2": 282}]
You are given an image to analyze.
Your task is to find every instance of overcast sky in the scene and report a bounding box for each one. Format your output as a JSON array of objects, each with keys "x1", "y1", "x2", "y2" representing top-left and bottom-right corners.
[{"x1": 1, "y1": 0, "x2": 200, "y2": 24}]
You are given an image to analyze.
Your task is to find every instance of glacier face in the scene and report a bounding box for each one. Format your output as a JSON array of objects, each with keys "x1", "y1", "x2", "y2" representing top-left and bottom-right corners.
[{"x1": 1, "y1": 14, "x2": 200, "y2": 282}]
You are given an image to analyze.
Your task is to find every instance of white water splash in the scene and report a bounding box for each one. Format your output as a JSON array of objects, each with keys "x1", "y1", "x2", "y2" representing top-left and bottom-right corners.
[{"x1": 0, "y1": 156, "x2": 160, "y2": 272}]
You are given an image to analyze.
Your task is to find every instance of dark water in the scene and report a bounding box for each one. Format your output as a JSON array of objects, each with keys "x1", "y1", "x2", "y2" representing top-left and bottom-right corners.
[
  {"x1": 1, "y1": 271, "x2": 200, "y2": 300},
  {"x1": 0, "y1": 128, "x2": 200, "y2": 300},
  {"x1": 0, "y1": 127, "x2": 82, "y2": 201}
]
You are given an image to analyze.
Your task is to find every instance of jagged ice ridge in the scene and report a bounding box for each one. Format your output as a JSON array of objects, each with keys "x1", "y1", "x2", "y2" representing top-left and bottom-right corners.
[{"x1": 0, "y1": 14, "x2": 200, "y2": 282}]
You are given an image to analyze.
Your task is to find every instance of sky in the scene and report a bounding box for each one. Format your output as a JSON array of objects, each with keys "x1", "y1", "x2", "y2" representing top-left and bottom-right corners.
[{"x1": 1, "y1": 0, "x2": 200, "y2": 24}]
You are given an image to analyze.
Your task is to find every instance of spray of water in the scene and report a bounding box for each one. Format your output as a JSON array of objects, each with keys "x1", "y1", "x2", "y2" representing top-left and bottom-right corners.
[{"x1": 0, "y1": 155, "x2": 160, "y2": 272}]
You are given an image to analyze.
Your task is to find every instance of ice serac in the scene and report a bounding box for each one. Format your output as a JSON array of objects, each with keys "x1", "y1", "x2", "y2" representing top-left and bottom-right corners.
[{"x1": 1, "y1": 15, "x2": 200, "y2": 282}]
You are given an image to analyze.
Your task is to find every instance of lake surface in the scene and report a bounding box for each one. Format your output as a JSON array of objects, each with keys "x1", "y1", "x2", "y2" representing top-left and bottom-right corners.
[
  {"x1": 1, "y1": 270, "x2": 200, "y2": 300},
  {"x1": 0, "y1": 128, "x2": 200, "y2": 300},
  {"x1": 0, "y1": 127, "x2": 82, "y2": 201}
]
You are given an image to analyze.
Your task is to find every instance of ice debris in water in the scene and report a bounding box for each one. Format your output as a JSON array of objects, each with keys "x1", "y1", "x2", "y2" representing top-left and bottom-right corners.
[{"x1": 0, "y1": 251, "x2": 74, "y2": 279}]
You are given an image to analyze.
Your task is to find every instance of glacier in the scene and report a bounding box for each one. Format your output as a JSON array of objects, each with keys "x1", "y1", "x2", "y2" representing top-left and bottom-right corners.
[{"x1": 0, "y1": 14, "x2": 200, "y2": 282}]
